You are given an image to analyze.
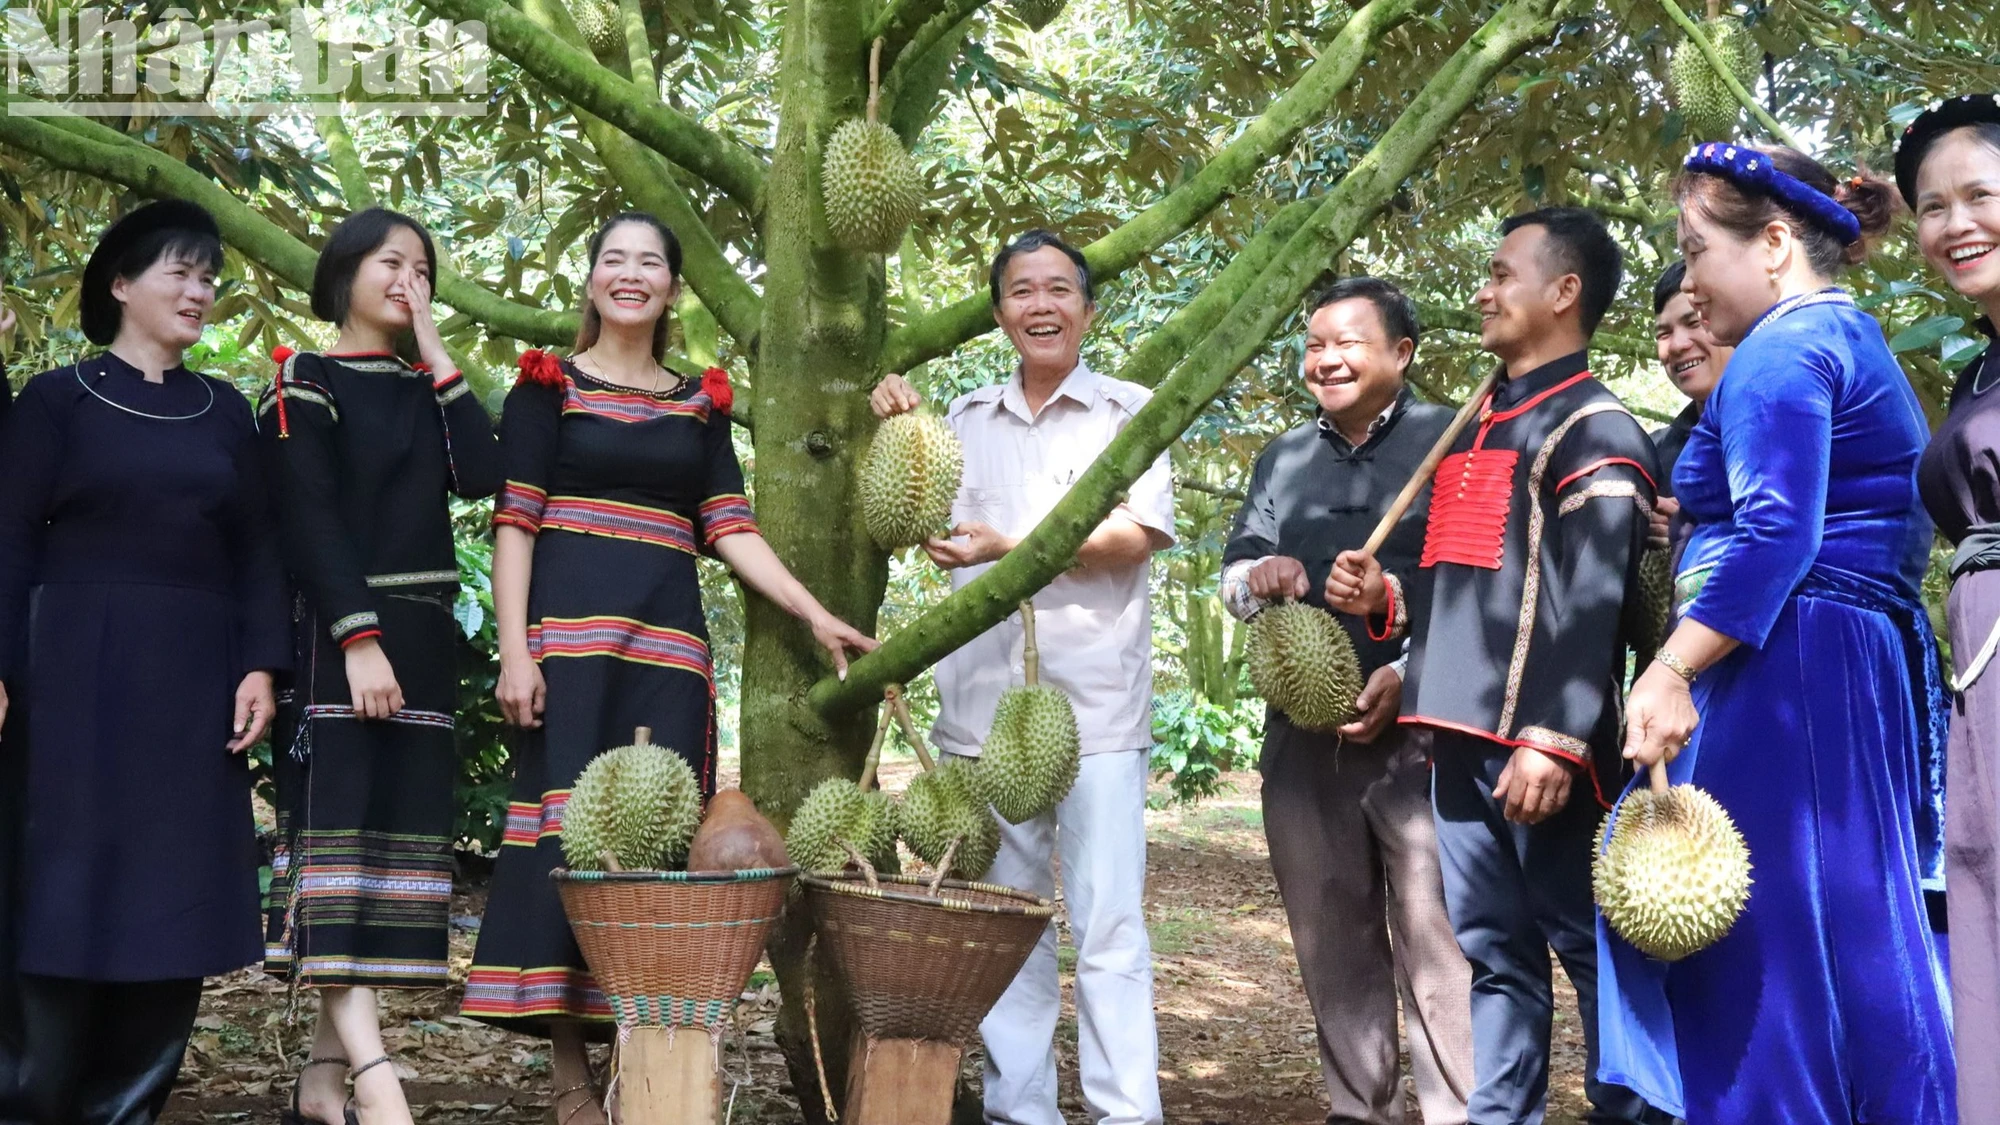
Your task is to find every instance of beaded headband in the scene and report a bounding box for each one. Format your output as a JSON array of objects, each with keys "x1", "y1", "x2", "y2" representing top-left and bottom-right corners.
[{"x1": 1683, "y1": 143, "x2": 1862, "y2": 245}]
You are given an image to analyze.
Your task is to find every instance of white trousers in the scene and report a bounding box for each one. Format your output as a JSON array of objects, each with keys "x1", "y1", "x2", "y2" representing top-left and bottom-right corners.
[{"x1": 957, "y1": 747, "x2": 1163, "y2": 1125}]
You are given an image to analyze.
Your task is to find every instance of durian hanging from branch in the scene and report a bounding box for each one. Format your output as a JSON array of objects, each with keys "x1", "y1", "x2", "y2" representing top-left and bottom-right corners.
[
  {"x1": 822, "y1": 37, "x2": 926, "y2": 254},
  {"x1": 973, "y1": 601, "x2": 1081, "y2": 824},
  {"x1": 1658, "y1": 0, "x2": 1802, "y2": 150},
  {"x1": 1009, "y1": 0, "x2": 1069, "y2": 32},
  {"x1": 785, "y1": 701, "x2": 902, "y2": 874}
]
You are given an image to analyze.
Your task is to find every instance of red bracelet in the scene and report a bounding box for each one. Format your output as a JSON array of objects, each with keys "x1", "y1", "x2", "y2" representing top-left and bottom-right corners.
[{"x1": 1366, "y1": 577, "x2": 1398, "y2": 642}]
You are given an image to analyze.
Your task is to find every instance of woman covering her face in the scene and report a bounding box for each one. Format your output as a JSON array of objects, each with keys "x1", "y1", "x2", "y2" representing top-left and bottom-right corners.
[
  {"x1": 258, "y1": 207, "x2": 503, "y2": 1125},
  {"x1": 0, "y1": 199, "x2": 289, "y2": 1124},
  {"x1": 1603, "y1": 145, "x2": 1955, "y2": 1122},
  {"x1": 457, "y1": 212, "x2": 874, "y2": 1123},
  {"x1": 1902, "y1": 93, "x2": 2000, "y2": 1116}
]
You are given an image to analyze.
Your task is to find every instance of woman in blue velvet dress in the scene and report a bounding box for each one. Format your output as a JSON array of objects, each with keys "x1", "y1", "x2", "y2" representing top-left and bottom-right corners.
[{"x1": 1605, "y1": 143, "x2": 1955, "y2": 1123}]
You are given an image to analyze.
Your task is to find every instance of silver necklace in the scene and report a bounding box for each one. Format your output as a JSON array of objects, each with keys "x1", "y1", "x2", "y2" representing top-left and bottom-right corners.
[
  {"x1": 74, "y1": 362, "x2": 214, "y2": 421},
  {"x1": 577, "y1": 350, "x2": 681, "y2": 396},
  {"x1": 1972, "y1": 346, "x2": 2000, "y2": 398}
]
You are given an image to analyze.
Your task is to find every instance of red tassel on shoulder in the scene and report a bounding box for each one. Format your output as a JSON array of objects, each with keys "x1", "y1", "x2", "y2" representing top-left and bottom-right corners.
[
  {"x1": 517, "y1": 349, "x2": 565, "y2": 387},
  {"x1": 270, "y1": 345, "x2": 295, "y2": 438},
  {"x1": 701, "y1": 367, "x2": 733, "y2": 415}
]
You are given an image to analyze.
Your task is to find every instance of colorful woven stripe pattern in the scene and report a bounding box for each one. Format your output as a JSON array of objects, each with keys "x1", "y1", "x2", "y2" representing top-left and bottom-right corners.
[
  {"x1": 461, "y1": 965, "x2": 612, "y2": 1021},
  {"x1": 527, "y1": 616, "x2": 710, "y2": 675},
  {"x1": 501, "y1": 790, "x2": 569, "y2": 847},
  {"x1": 493, "y1": 481, "x2": 549, "y2": 534},
  {"x1": 563, "y1": 379, "x2": 714, "y2": 424},
  {"x1": 698, "y1": 494, "x2": 758, "y2": 544},
  {"x1": 541, "y1": 496, "x2": 700, "y2": 554}
]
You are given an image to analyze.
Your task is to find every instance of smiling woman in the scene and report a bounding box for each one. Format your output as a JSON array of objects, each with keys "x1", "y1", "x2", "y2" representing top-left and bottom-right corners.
[
  {"x1": 0, "y1": 199, "x2": 290, "y2": 1124},
  {"x1": 1903, "y1": 93, "x2": 2000, "y2": 1117},
  {"x1": 258, "y1": 206, "x2": 505, "y2": 1125}
]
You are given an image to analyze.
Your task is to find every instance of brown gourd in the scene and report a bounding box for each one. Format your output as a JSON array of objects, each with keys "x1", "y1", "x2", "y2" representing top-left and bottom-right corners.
[{"x1": 686, "y1": 790, "x2": 790, "y2": 872}]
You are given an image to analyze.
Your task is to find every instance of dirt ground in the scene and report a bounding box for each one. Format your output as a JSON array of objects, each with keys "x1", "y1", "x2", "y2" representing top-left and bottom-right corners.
[{"x1": 159, "y1": 762, "x2": 1592, "y2": 1124}]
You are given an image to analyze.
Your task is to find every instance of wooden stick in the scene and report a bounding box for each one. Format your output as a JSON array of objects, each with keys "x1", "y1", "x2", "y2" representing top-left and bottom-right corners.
[
  {"x1": 1358, "y1": 369, "x2": 1500, "y2": 558},
  {"x1": 856, "y1": 704, "x2": 893, "y2": 791},
  {"x1": 885, "y1": 686, "x2": 935, "y2": 771}
]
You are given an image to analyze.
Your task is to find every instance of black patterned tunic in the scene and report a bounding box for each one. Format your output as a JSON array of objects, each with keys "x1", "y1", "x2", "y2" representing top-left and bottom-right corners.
[
  {"x1": 462, "y1": 351, "x2": 753, "y2": 1033},
  {"x1": 258, "y1": 349, "x2": 501, "y2": 989}
]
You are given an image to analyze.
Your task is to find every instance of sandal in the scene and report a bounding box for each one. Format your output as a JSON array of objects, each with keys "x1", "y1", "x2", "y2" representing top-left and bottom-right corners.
[
  {"x1": 549, "y1": 1082, "x2": 603, "y2": 1125},
  {"x1": 342, "y1": 1055, "x2": 396, "y2": 1125},
  {"x1": 280, "y1": 1056, "x2": 348, "y2": 1125}
]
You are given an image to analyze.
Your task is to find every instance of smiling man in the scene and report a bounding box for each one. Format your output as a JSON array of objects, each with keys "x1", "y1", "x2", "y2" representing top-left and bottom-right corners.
[
  {"x1": 1327, "y1": 209, "x2": 1659, "y2": 1125},
  {"x1": 1220, "y1": 277, "x2": 1473, "y2": 1125},
  {"x1": 870, "y1": 228, "x2": 1174, "y2": 1125},
  {"x1": 1649, "y1": 260, "x2": 1734, "y2": 558}
]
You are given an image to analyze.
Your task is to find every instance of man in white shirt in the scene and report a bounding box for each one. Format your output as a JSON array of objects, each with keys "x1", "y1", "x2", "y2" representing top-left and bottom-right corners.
[{"x1": 870, "y1": 229, "x2": 1174, "y2": 1125}]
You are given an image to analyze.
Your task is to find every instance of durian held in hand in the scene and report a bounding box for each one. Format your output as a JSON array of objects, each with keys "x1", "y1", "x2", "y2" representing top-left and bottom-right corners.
[
  {"x1": 1595, "y1": 764, "x2": 1753, "y2": 962},
  {"x1": 859, "y1": 410, "x2": 964, "y2": 549},
  {"x1": 560, "y1": 727, "x2": 789, "y2": 873},
  {"x1": 1624, "y1": 547, "x2": 1676, "y2": 669},
  {"x1": 1248, "y1": 599, "x2": 1363, "y2": 732},
  {"x1": 1667, "y1": 2, "x2": 1761, "y2": 142},
  {"x1": 822, "y1": 38, "x2": 925, "y2": 254},
  {"x1": 975, "y1": 601, "x2": 1081, "y2": 824}
]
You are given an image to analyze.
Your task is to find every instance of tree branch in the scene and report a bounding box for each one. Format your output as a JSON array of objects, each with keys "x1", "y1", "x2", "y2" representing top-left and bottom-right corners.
[
  {"x1": 880, "y1": 0, "x2": 988, "y2": 96},
  {"x1": 1656, "y1": 0, "x2": 1803, "y2": 149},
  {"x1": 812, "y1": 0, "x2": 1563, "y2": 713},
  {"x1": 414, "y1": 0, "x2": 766, "y2": 210},
  {"x1": 877, "y1": 0, "x2": 1420, "y2": 375}
]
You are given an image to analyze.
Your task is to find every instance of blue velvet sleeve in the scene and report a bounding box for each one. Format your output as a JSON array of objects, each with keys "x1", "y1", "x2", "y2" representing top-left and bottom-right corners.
[{"x1": 1684, "y1": 330, "x2": 1836, "y2": 647}]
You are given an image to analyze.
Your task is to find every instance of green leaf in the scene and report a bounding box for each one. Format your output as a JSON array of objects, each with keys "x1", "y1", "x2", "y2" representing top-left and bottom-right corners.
[{"x1": 1889, "y1": 315, "x2": 1965, "y2": 354}]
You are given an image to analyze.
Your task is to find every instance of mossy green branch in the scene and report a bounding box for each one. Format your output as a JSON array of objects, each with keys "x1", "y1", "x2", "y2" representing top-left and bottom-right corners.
[
  {"x1": 811, "y1": 0, "x2": 1563, "y2": 714},
  {"x1": 879, "y1": 0, "x2": 989, "y2": 98},
  {"x1": 1657, "y1": 0, "x2": 1802, "y2": 149},
  {"x1": 876, "y1": 0, "x2": 1418, "y2": 376},
  {"x1": 414, "y1": 0, "x2": 767, "y2": 210}
]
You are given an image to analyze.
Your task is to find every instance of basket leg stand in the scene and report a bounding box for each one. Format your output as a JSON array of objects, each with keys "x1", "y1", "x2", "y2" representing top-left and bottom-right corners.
[
  {"x1": 617, "y1": 1026, "x2": 721, "y2": 1125},
  {"x1": 842, "y1": 1031, "x2": 961, "y2": 1124}
]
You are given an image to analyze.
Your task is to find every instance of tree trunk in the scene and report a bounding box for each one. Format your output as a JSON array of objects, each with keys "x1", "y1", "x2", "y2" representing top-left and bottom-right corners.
[{"x1": 739, "y1": 0, "x2": 887, "y2": 1118}]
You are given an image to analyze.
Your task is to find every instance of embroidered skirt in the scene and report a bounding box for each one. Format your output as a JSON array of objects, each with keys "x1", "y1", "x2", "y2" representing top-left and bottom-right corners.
[
  {"x1": 460, "y1": 525, "x2": 716, "y2": 1036},
  {"x1": 264, "y1": 587, "x2": 460, "y2": 989}
]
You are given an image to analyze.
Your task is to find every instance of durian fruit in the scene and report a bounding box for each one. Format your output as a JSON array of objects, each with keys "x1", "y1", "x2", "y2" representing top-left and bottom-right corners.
[
  {"x1": 1247, "y1": 600, "x2": 1364, "y2": 732},
  {"x1": 566, "y1": 0, "x2": 621, "y2": 54},
  {"x1": 561, "y1": 729, "x2": 702, "y2": 871},
  {"x1": 974, "y1": 602, "x2": 1081, "y2": 824},
  {"x1": 1668, "y1": 15, "x2": 1760, "y2": 142},
  {"x1": 1010, "y1": 0, "x2": 1067, "y2": 31},
  {"x1": 899, "y1": 760, "x2": 999, "y2": 881},
  {"x1": 1626, "y1": 548, "x2": 1676, "y2": 668},
  {"x1": 859, "y1": 412, "x2": 964, "y2": 549},
  {"x1": 822, "y1": 39, "x2": 925, "y2": 253},
  {"x1": 1595, "y1": 776, "x2": 1753, "y2": 962},
  {"x1": 784, "y1": 707, "x2": 904, "y2": 873}
]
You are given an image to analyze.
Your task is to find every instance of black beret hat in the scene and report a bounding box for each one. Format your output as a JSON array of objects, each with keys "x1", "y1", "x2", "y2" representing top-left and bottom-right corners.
[
  {"x1": 1895, "y1": 94, "x2": 2000, "y2": 209},
  {"x1": 80, "y1": 199, "x2": 221, "y2": 346}
]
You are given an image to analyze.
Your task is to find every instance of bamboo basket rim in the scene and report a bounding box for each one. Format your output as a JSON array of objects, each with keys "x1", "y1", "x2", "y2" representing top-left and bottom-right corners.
[
  {"x1": 551, "y1": 866, "x2": 798, "y2": 884},
  {"x1": 801, "y1": 871, "x2": 1055, "y2": 917}
]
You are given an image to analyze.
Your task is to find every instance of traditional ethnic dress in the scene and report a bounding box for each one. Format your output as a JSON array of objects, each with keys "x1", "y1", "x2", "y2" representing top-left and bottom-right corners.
[
  {"x1": 1396, "y1": 351, "x2": 1659, "y2": 1124},
  {"x1": 461, "y1": 351, "x2": 751, "y2": 1033},
  {"x1": 1920, "y1": 321, "x2": 2000, "y2": 1115},
  {"x1": 0, "y1": 355, "x2": 288, "y2": 1119},
  {"x1": 1597, "y1": 292, "x2": 1955, "y2": 1123},
  {"x1": 259, "y1": 349, "x2": 502, "y2": 989}
]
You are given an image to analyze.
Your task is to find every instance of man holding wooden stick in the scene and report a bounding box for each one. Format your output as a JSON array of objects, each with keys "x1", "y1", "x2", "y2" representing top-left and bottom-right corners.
[
  {"x1": 1328, "y1": 209, "x2": 1660, "y2": 1125},
  {"x1": 1221, "y1": 276, "x2": 1473, "y2": 1124},
  {"x1": 871, "y1": 229, "x2": 1174, "y2": 1125}
]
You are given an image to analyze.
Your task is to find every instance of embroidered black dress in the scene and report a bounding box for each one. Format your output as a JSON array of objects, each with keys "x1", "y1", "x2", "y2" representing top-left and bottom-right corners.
[
  {"x1": 0, "y1": 355, "x2": 288, "y2": 979},
  {"x1": 462, "y1": 351, "x2": 753, "y2": 1033},
  {"x1": 259, "y1": 350, "x2": 501, "y2": 989}
]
